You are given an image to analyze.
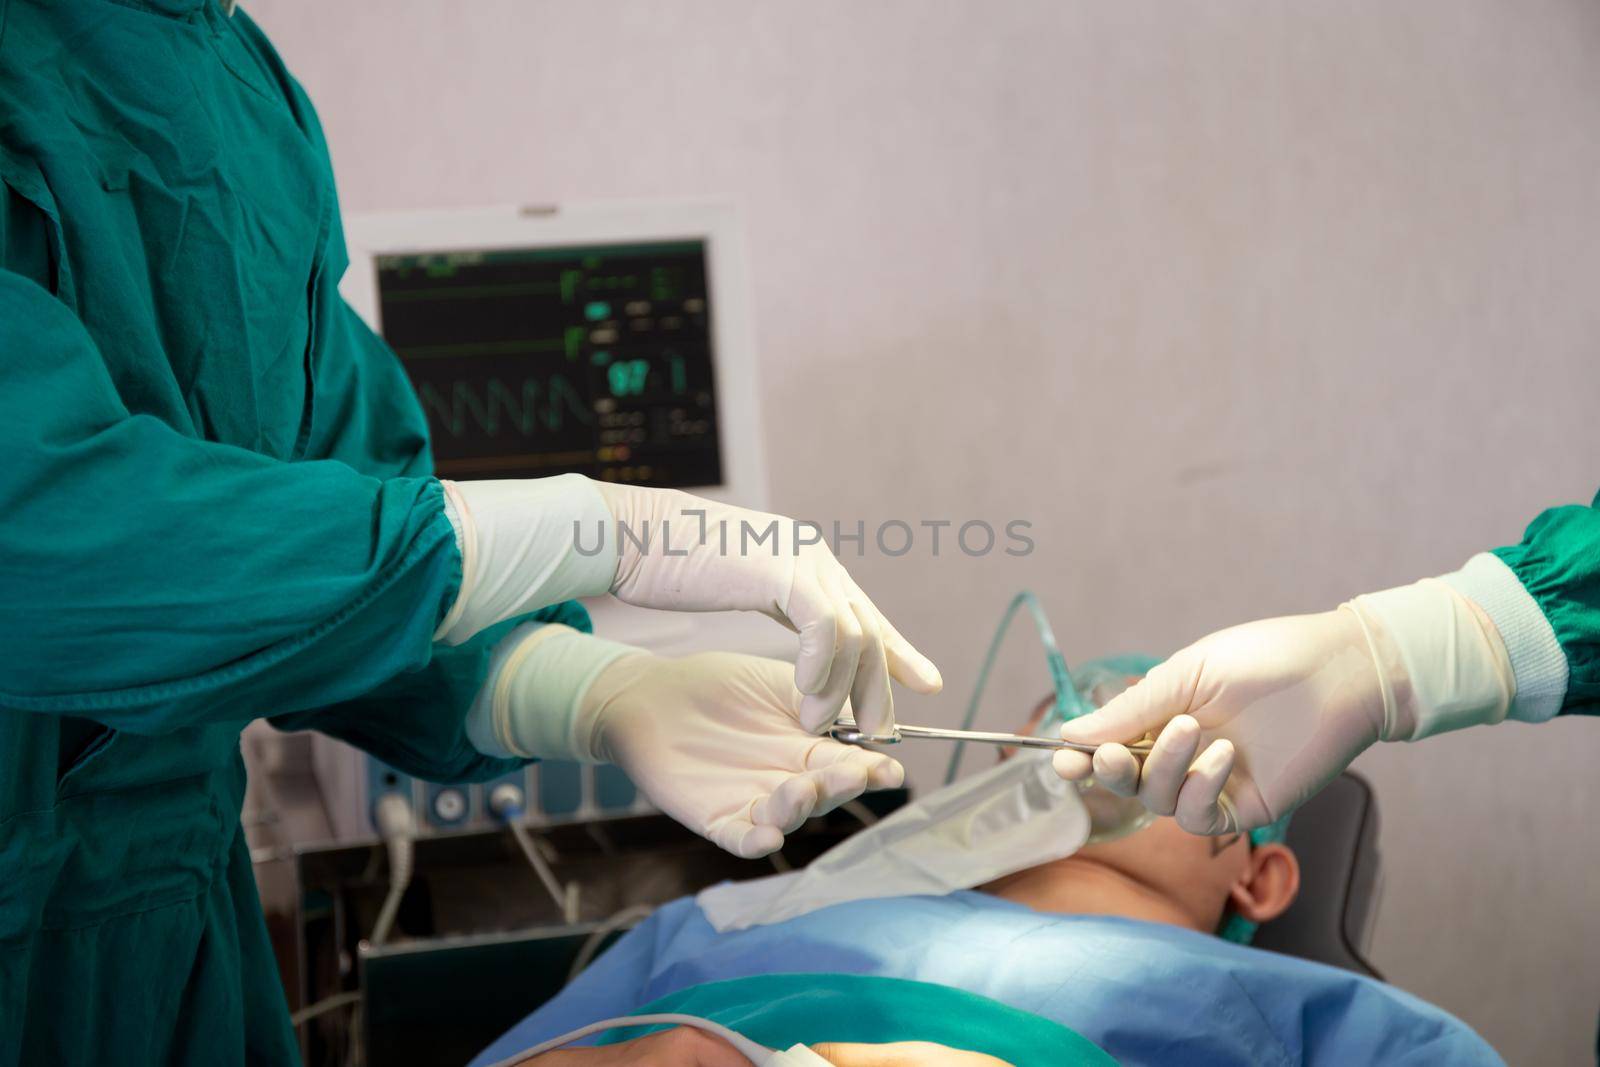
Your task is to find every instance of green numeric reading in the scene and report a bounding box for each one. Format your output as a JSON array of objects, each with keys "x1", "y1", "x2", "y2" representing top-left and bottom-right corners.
[{"x1": 607, "y1": 358, "x2": 651, "y2": 397}]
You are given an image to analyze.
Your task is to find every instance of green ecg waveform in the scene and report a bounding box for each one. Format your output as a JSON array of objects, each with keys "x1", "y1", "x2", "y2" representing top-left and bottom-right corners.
[{"x1": 418, "y1": 376, "x2": 593, "y2": 438}]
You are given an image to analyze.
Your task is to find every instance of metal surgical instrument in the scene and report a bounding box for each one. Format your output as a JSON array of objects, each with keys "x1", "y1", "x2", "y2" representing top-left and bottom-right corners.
[{"x1": 829, "y1": 721, "x2": 1155, "y2": 756}]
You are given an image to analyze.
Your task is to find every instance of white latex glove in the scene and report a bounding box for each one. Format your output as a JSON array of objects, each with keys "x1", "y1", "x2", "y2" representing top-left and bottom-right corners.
[
  {"x1": 592, "y1": 482, "x2": 942, "y2": 735},
  {"x1": 467, "y1": 624, "x2": 905, "y2": 859},
  {"x1": 584, "y1": 650, "x2": 906, "y2": 858},
  {"x1": 434, "y1": 475, "x2": 622, "y2": 645},
  {"x1": 1052, "y1": 579, "x2": 1514, "y2": 834}
]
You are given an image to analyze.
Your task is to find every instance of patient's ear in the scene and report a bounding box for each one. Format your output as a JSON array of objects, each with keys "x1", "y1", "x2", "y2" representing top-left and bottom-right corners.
[{"x1": 1227, "y1": 843, "x2": 1300, "y2": 924}]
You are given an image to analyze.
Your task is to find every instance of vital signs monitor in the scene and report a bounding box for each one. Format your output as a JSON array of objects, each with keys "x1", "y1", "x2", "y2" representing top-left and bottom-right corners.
[{"x1": 340, "y1": 201, "x2": 766, "y2": 508}]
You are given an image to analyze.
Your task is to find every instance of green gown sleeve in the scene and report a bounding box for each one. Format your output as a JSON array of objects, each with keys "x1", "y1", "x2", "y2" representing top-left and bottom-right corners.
[
  {"x1": 1490, "y1": 492, "x2": 1600, "y2": 716},
  {"x1": 0, "y1": 12, "x2": 596, "y2": 782},
  {"x1": 0, "y1": 266, "x2": 463, "y2": 735},
  {"x1": 269, "y1": 603, "x2": 592, "y2": 784}
]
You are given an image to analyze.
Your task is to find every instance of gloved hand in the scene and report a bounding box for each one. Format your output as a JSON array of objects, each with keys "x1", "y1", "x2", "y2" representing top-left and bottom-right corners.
[
  {"x1": 468, "y1": 624, "x2": 905, "y2": 859},
  {"x1": 585, "y1": 650, "x2": 906, "y2": 858},
  {"x1": 593, "y1": 482, "x2": 942, "y2": 735},
  {"x1": 434, "y1": 474, "x2": 941, "y2": 736},
  {"x1": 1052, "y1": 579, "x2": 1514, "y2": 834}
]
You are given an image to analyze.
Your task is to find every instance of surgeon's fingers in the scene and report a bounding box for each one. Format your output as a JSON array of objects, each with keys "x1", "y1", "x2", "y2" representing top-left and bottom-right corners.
[
  {"x1": 1059, "y1": 651, "x2": 1202, "y2": 747},
  {"x1": 804, "y1": 738, "x2": 905, "y2": 788},
  {"x1": 789, "y1": 581, "x2": 838, "y2": 697},
  {"x1": 712, "y1": 778, "x2": 813, "y2": 858},
  {"x1": 749, "y1": 751, "x2": 891, "y2": 839},
  {"x1": 708, "y1": 815, "x2": 783, "y2": 860},
  {"x1": 884, "y1": 628, "x2": 944, "y2": 694},
  {"x1": 752, "y1": 775, "x2": 823, "y2": 836},
  {"x1": 843, "y1": 576, "x2": 943, "y2": 695},
  {"x1": 1174, "y1": 738, "x2": 1238, "y2": 835},
  {"x1": 1051, "y1": 749, "x2": 1094, "y2": 781},
  {"x1": 1136, "y1": 715, "x2": 1202, "y2": 816},
  {"x1": 803, "y1": 764, "x2": 868, "y2": 819},
  {"x1": 843, "y1": 599, "x2": 894, "y2": 736},
  {"x1": 1089, "y1": 743, "x2": 1142, "y2": 796},
  {"x1": 865, "y1": 755, "x2": 905, "y2": 790},
  {"x1": 758, "y1": 656, "x2": 813, "y2": 725},
  {"x1": 798, "y1": 577, "x2": 865, "y2": 733},
  {"x1": 802, "y1": 744, "x2": 904, "y2": 811}
]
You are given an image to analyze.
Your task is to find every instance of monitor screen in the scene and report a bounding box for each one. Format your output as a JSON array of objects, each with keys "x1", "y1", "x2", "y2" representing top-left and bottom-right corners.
[{"x1": 374, "y1": 241, "x2": 724, "y2": 487}]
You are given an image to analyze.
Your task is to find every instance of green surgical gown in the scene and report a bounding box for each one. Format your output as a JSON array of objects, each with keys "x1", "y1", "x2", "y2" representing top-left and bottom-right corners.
[
  {"x1": 0, "y1": 2, "x2": 580, "y2": 1063},
  {"x1": 1492, "y1": 493, "x2": 1600, "y2": 715}
]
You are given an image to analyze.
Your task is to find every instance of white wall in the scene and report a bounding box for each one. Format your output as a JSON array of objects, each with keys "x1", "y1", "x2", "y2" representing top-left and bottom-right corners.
[{"x1": 247, "y1": 2, "x2": 1600, "y2": 1061}]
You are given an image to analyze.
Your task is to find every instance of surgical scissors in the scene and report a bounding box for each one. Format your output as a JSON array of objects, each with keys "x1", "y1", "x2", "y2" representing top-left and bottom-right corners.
[{"x1": 829, "y1": 720, "x2": 1154, "y2": 756}]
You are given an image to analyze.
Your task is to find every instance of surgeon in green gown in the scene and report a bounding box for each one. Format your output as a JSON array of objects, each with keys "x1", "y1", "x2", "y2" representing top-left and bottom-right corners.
[{"x1": 0, "y1": 2, "x2": 949, "y2": 1063}]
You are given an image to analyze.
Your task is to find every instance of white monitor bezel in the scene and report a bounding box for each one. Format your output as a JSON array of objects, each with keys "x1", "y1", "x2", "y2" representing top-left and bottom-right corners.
[{"x1": 339, "y1": 200, "x2": 767, "y2": 510}]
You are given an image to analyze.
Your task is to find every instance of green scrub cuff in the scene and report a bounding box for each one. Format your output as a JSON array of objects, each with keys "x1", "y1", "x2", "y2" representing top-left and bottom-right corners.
[{"x1": 1442, "y1": 553, "x2": 1568, "y2": 723}]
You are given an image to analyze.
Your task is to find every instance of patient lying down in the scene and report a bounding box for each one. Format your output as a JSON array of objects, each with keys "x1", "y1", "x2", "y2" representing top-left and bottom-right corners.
[{"x1": 474, "y1": 757, "x2": 1500, "y2": 1066}]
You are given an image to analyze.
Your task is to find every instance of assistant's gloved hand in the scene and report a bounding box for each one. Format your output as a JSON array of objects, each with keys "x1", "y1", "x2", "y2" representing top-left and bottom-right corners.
[
  {"x1": 434, "y1": 475, "x2": 941, "y2": 737},
  {"x1": 467, "y1": 624, "x2": 904, "y2": 859},
  {"x1": 1052, "y1": 579, "x2": 1515, "y2": 834},
  {"x1": 592, "y1": 482, "x2": 942, "y2": 735}
]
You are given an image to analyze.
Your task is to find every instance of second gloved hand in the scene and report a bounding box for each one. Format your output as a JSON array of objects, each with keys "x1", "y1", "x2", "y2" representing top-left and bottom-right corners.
[
  {"x1": 1051, "y1": 578, "x2": 1515, "y2": 834},
  {"x1": 587, "y1": 651, "x2": 906, "y2": 858},
  {"x1": 469, "y1": 625, "x2": 905, "y2": 859}
]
